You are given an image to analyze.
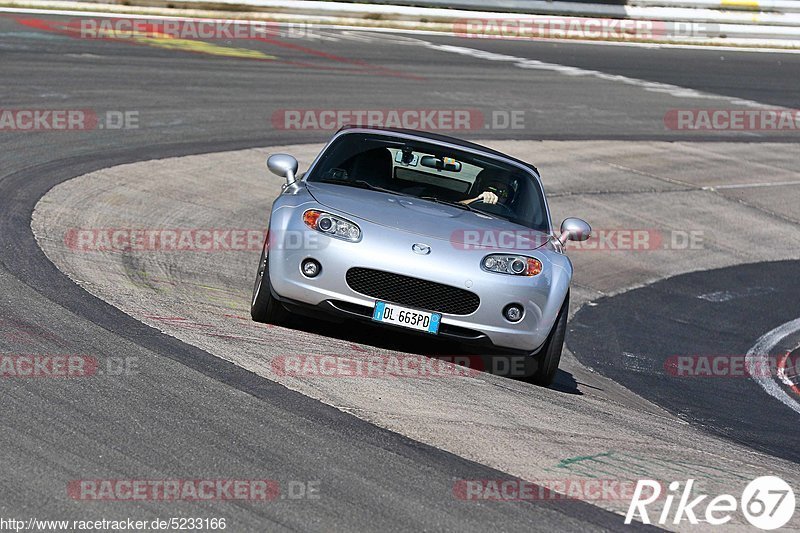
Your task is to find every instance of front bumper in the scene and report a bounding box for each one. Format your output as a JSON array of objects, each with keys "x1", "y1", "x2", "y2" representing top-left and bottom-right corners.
[{"x1": 267, "y1": 211, "x2": 571, "y2": 352}]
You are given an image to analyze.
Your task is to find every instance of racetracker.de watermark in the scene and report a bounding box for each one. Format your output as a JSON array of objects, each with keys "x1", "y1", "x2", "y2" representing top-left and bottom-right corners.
[
  {"x1": 65, "y1": 228, "x2": 267, "y2": 252},
  {"x1": 449, "y1": 229, "x2": 704, "y2": 251},
  {"x1": 76, "y1": 17, "x2": 318, "y2": 40},
  {"x1": 272, "y1": 354, "x2": 481, "y2": 378},
  {"x1": 0, "y1": 355, "x2": 137, "y2": 378},
  {"x1": 0, "y1": 109, "x2": 138, "y2": 131},
  {"x1": 67, "y1": 479, "x2": 320, "y2": 501},
  {"x1": 63, "y1": 228, "x2": 335, "y2": 253},
  {"x1": 453, "y1": 18, "x2": 715, "y2": 40},
  {"x1": 453, "y1": 478, "x2": 660, "y2": 501},
  {"x1": 272, "y1": 351, "x2": 551, "y2": 379},
  {"x1": 271, "y1": 109, "x2": 524, "y2": 131},
  {"x1": 665, "y1": 353, "x2": 799, "y2": 379},
  {"x1": 664, "y1": 109, "x2": 800, "y2": 131}
]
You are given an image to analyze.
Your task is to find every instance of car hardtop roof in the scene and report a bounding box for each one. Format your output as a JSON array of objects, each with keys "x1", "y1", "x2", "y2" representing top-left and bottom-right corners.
[{"x1": 336, "y1": 125, "x2": 540, "y2": 176}]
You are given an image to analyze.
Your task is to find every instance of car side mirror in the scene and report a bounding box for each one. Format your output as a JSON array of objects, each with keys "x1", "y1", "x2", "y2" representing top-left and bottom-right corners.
[
  {"x1": 267, "y1": 154, "x2": 299, "y2": 186},
  {"x1": 558, "y1": 217, "x2": 591, "y2": 245}
]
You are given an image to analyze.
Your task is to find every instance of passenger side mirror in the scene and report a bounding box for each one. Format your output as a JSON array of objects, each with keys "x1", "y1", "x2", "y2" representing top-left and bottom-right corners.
[
  {"x1": 558, "y1": 217, "x2": 591, "y2": 245},
  {"x1": 267, "y1": 154, "x2": 299, "y2": 186}
]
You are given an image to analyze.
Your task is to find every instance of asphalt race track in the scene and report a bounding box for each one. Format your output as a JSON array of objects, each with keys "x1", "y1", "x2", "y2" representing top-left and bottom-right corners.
[
  {"x1": 569, "y1": 261, "x2": 800, "y2": 464},
  {"x1": 1, "y1": 10, "x2": 800, "y2": 531}
]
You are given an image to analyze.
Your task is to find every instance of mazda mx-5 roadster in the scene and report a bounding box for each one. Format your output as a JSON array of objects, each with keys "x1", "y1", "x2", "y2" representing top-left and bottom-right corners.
[{"x1": 251, "y1": 126, "x2": 590, "y2": 386}]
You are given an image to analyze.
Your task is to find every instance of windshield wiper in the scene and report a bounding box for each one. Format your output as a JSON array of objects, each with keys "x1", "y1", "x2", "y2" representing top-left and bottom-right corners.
[
  {"x1": 319, "y1": 178, "x2": 375, "y2": 190},
  {"x1": 418, "y1": 196, "x2": 476, "y2": 212},
  {"x1": 318, "y1": 178, "x2": 406, "y2": 196}
]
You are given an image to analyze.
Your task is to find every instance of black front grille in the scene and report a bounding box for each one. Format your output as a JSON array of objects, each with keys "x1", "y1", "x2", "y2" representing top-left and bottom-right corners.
[{"x1": 346, "y1": 267, "x2": 480, "y2": 315}]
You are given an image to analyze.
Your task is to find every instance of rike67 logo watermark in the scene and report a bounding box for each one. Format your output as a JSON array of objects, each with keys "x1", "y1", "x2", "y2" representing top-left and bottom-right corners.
[{"x1": 625, "y1": 476, "x2": 795, "y2": 530}]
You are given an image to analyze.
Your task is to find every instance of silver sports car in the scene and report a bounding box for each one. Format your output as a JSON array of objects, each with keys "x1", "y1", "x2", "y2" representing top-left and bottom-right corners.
[{"x1": 251, "y1": 127, "x2": 590, "y2": 386}]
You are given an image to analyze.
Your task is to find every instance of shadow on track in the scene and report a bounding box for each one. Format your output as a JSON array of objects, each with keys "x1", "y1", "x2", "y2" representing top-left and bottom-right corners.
[{"x1": 277, "y1": 312, "x2": 583, "y2": 394}]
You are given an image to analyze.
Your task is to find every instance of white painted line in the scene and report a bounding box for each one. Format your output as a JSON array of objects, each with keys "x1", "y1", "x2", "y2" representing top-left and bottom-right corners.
[
  {"x1": 745, "y1": 317, "x2": 800, "y2": 415},
  {"x1": 326, "y1": 26, "x2": 800, "y2": 54},
  {"x1": 417, "y1": 40, "x2": 782, "y2": 108},
  {"x1": 704, "y1": 179, "x2": 800, "y2": 190}
]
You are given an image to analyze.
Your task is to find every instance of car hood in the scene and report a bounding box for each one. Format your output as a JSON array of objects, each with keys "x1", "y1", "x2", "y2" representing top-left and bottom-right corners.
[{"x1": 306, "y1": 182, "x2": 550, "y2": 250}]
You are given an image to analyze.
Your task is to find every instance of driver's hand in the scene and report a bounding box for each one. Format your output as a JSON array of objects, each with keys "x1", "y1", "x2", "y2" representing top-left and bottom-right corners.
[{"x1": 476, "y1": 191, "x2": 498, "y2": 204}]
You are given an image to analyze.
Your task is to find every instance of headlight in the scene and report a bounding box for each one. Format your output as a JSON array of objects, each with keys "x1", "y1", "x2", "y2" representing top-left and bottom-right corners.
[
  {"x1": 303, "y1": 210, "x2": 361, "y2": 242},
  {"x1": 482, "y1": 254, "x2": 542, "y2": 276}
]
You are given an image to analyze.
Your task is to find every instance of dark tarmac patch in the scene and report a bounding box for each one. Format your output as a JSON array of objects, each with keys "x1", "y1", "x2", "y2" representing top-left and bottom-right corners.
[{"x1": 568, "y1": 260, "x2": 800, "y2": 463}]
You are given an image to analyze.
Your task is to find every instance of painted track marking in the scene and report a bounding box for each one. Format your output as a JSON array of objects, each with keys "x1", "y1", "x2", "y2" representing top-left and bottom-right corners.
[{"x1": 746, "y1": 317, "x2": 800, "y2": 415}]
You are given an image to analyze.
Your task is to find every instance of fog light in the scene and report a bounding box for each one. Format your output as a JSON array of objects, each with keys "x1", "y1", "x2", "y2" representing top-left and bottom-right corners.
[
  {"x1": 301, "y1": 259, "x2": 321, "y2": 278},
  {"x1": 503, "y1": 304, "x2": 523, "y2": 322}
]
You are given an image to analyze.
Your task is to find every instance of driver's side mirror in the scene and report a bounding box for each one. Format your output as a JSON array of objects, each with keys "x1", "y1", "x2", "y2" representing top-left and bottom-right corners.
[
  {"x1": 558, "y1": 217, "x2": 591, "y2": 245},
  {"x1": 267, "y1": 154, "x2": 299, "y2": 186}
]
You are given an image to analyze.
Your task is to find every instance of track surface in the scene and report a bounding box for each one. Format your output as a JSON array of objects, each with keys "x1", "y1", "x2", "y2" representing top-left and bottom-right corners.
[
  {"x1": 568, "y1": 260, "x2": 800, "y2": 463},
  {"x1": 1, "y1": 11, "x2": 799, "y2": 531}
]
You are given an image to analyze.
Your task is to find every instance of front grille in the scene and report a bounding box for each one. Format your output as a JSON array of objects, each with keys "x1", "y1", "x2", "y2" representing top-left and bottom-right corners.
[{"x1": 345, "y1": 267, "x2": 480, "y2": 315}]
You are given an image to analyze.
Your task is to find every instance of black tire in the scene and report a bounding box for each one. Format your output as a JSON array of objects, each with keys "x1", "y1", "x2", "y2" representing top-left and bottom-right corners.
[
  {"x1": 250, "y1": 244, "x2": 289, "y2": 325},
  {"x1": 529, "y1": 293, "x2": 569, "y2": 387}
]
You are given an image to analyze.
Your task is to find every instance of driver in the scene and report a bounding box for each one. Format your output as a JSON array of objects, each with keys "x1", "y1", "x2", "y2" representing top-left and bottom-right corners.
[
  {"x1": 459, "y1": 170, "x2": 512, "y2": 206},
  {"x1": 459, "y1": 190, "x2": 499, "y2": 205}
]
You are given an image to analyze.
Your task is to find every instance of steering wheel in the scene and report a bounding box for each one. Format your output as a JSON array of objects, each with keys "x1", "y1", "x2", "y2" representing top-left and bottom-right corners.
[{"x1": 472, "y1": 198, "x2": 515, "y2": 216}]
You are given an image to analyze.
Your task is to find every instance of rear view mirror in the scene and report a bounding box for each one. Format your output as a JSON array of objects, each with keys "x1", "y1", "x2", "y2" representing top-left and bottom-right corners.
[{"x1": 420, "y1": 155, "x2": 462, "y2": 172}]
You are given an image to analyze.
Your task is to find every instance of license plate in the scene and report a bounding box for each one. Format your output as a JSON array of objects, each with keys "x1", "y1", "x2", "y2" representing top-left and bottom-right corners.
[{"x1": 372, "y1": 301, "x2": 440, "y2": 334}]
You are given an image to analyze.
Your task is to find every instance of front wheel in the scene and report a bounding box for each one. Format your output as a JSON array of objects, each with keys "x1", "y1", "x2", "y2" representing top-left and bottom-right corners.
[
  {"x1": 251, "y1": 245, "x2": 289, "y2": 325},
  {"x1": 528, "y1": 294, "x2": 569, "y2": 387}
]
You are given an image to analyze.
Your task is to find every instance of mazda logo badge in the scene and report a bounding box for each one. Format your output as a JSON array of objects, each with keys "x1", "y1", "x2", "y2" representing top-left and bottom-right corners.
[{"x1": 412, "y1": 243, "x2": 431, "y2": 255}]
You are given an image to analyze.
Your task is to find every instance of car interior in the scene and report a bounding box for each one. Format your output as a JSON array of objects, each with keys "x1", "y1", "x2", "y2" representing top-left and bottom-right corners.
[{"x1": 313, "y1": 138, "x2": 550, "y2": 231}]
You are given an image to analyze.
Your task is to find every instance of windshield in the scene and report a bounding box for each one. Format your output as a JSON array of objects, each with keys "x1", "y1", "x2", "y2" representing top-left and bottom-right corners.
[{"x1": 306, "y1": 133, "x2": 550, "y2": 232}]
